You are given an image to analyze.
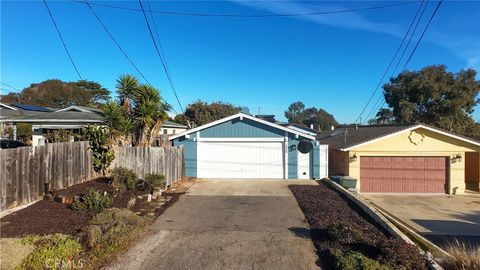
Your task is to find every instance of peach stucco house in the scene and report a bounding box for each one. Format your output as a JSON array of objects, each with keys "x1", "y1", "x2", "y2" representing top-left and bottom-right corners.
[{"x1": 319, "y1": 124, "x2": 480, "y2": 194}]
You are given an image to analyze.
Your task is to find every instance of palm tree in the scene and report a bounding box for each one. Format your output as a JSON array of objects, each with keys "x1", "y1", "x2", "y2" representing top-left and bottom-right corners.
[
  {"x1": 131, "y1": 85, "x2": 171, "y2": 146},
  {"x1": 102, "y1": 74, "x2": 171, "y2": 146},
  {"x1": 116, "y1": 74, "x2": 139, "y2": 114}
]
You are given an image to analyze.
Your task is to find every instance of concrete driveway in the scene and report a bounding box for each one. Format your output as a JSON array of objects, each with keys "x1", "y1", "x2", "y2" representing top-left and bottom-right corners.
[
  {"x1": 362, "y1": 193, "x2": 480, "y2": 249},
  {"x1": 107, "y1": 179, "x2": 320, "y2": 270}
]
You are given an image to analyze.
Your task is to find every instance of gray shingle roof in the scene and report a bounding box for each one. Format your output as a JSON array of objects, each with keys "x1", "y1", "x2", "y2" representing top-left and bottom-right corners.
[
  {"x1": 318, "y1": 123, "x2": 480, "y2": 150},
  {"x1": 317, "y1": 124, "x2": 417, "y2": 149},
  {"x1": 3, "y1": 111, "x2": 104, "y2": 123}
]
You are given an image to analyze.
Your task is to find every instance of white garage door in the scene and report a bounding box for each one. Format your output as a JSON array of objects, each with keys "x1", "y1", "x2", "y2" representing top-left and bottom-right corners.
[{"x1": 197, "y1": 141, "x2": 285, "y2": 178}]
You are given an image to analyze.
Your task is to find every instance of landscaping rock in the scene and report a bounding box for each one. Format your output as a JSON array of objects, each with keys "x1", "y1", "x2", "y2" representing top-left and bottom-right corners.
[
  {"x1": 137, "y1": 194, "x2": 151, "y2": 203},
  {"x1": 152, "y1": 188, "x2": 163, "y2": 200},
  {"x1": 54, "y1": 195, "x2": 73, "y2": 204},
  {"x1": 127, "y1": 197, "x2": 136, "y2": 209}
]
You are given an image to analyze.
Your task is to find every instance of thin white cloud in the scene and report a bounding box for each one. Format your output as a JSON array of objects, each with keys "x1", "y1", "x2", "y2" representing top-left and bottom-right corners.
[
  {"x1": 230, "y1": 0, "x2": 479, "y2": 71},
  {"x1": 229, "y1": 0, "x2": 404, "y2": 36}
]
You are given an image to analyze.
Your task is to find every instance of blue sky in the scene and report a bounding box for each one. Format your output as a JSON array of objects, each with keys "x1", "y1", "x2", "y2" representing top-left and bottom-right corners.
[{"x1": 1, "y1": 0, "x2": 479, "y2": 123}]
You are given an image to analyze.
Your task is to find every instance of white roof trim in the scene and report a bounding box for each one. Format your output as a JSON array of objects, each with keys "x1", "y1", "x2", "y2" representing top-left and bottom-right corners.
[
  {"x1": 55, "y1": 106, "x2": 93, "y2": 113},
  {"x1": 0, "y1": 103, "x2": 18, "y2": 110},
  {"x1": 342, "y1": 124, "x2": 480, "y2": 151},
  {"x1": 169, "y1": 113, "x2": 316, "y2": 141}
]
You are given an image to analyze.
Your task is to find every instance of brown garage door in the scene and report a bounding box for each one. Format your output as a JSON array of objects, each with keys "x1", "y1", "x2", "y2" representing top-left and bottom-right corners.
[{"x1": 360, "y1": 156, "x2": 447, "y2": 193}]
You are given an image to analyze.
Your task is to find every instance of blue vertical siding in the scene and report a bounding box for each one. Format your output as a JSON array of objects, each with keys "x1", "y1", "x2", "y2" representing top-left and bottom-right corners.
[
  {"x1": 171, "y1": 116, "x2": 322, "y2": 180},
  {"x1": 288, "y1": 137, "x2": 299, "y2": 179},
  {"x1": 201, "y1": 118, "x2": 284, "y2": 138},
  {"x1": 312, "y1": 143, "x2": 320, "y2": 179},
  {"x1": 173, "y1": 132, "x2": 197, "y2": 177}
]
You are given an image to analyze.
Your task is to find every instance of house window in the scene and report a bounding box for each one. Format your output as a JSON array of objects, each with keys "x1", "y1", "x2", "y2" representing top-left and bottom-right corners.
[{"x1": 163, "y1": 129, "x2": 168, "y2": 135}]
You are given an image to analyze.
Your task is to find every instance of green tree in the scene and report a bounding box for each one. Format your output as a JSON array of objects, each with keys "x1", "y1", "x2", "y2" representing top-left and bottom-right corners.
[
  {"x1": 368, "y1": 108, "x2": 395, "y2": 125},
  {"x1": 177, "y1": 100, "x2": 242, "y2": 127},
  {"x1": 284, "y1": 101, "x2": 305, "y2": 124},
  {"x1": 102, "y1": 74, "x2": 170, "y2": 146},
  {"x1": 73, "y1": 80, "x2": 110, "y2": 104},
  {"x1": 383, "y1": 65, "x2": 480, "y2": 137},
  {"x1": 284, "y1": 102, "x2": 338, "y2": 131},
  {"x1": 0, "y1": 79, "x2": 110, "y2": 108}
]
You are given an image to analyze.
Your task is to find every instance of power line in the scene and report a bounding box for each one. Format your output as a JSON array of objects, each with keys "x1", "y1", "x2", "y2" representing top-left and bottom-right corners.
[
  {"x1": 82, "y1": 0, "x2": 178, "y2": 114},
  {"x1": 402, "y1": 0, "x2": 443, "y2": 70},
  {"x1": 83, "y1": 0, "x2": 152, "y2": 86},
  {"x1": 70, "y1": 0, "x2": 420, "y2": 18},
  {"x1": 0, "y1": 82, "x2": 21, "y2": 92},
  {"x1": 367, "y1": 0, "x2": 444, "y2": 120},
  {"x1": 391, "y1": 0, "x2": 429, "y2": 76},
  {"x1": 364, "y1": 0, "x2": 429, "y2": 122},
  {"x1": 354, "y1": 0, "x2": 425, "y2": 124},
  {"x1": 138, "y1": 0, "x2": 185, "y2": 114},
  {"x1": 43, "y1": 0, "x2": 83, "y2": 80}
]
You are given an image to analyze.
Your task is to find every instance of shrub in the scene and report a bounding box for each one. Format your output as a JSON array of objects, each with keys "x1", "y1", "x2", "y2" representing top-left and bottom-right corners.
[
  {"x1": 442, "y1": 239, "x2": 480, "y2": 270},
  {"x1": 327, "y1": 223, "x2": 364, "y2": 244},
  {"x1": 80, "y1": 125, "x2": 115, "y2": 175},
  {"x1": 379, "y1": 238, "x2": 428, "y2": 270},
  {"x1": 111, "y1": 167, "x2": 137, "y2": 190},
  {"x1": 71, "y1": 188, "x2": 113, "y2": 212},
  {"x1": 135, "y1": 179, "x2": 153, "y2": 193},
  {"x1": 331, "y1": 249, "x2": 389, "y2": 270},
  {"x1": 85, "y1": 208, "x2": 149, "y2": 263},
  {"x1": 145, "y1": 173, "x2": 166, "y2": 189},
  {"x1": 18, "y1": 234, "x2": 82, "y2": 270}
]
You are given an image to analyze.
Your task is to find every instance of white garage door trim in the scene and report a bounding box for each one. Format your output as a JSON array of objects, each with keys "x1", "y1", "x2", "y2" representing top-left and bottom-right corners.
[{"x1": 197, "y1": 140, "x2": 286, "y2": 179}]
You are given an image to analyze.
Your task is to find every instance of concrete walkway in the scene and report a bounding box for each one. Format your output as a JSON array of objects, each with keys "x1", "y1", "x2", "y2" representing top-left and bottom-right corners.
[
  {"x1": 363, "y1": 193, "x2": 480, "y2": 249},
  {"x1": 107, "y1": 179, "x2": 320, "y2": 270}
]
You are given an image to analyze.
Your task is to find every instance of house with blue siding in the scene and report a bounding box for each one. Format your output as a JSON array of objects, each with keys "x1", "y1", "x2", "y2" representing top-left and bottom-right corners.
[{"x1": 170, "y1": 113, "x2": 328, "y2": 179}]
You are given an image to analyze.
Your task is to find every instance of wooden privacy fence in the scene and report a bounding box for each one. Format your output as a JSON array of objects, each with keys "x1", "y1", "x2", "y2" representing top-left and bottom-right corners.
[
  {"x1": 0, "y1": 141, "x2": 100, "y2": 211},
  {"x1": 112, "y1": 146, "x2": 184, "y2": 187},
  {"x1": 0, "y1": 142, "x2": 185, "y2": 212}
]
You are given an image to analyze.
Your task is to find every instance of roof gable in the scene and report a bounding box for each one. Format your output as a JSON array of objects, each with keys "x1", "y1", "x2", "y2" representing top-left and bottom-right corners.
[
  {"x1": 319, "y1": 123, "x2": 480, "y2": 150},
  {"x1": 170, "y1": 113, "x2": 316, "y2": 140},
  {"x1": 55, "y1": 106, "x2": 102, "y2": 114}
]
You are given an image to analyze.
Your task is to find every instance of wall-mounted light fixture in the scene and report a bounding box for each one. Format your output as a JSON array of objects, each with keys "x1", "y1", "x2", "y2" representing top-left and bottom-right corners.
[
  {"x1": 349, "y1": 153, "x2": 358, "y2": 162},
  {"x1": 450, "y1": 153, "x2": 462, "y2": 163}
]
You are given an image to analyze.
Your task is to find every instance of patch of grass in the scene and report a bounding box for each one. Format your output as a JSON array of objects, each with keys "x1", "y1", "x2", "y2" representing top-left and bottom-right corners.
[
  {"x1": 331, "y1": 249, "x2": 389, "y2": 270},
  {"x1": 71, "y1": 188, "x2": 113, "y2": 212},
  {"x1": 81, "y1": 208, "x2": 151, "y2": 268},
  {"x1": 442, "y1": 239, "x2": 480, "y2": 270},
  {"x1": 17, "y1": 234, "x2": 82, "y2": 270}
]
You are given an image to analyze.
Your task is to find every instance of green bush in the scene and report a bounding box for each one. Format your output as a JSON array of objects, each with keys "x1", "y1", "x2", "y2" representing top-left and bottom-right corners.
[
  {"x1": 145, "y1": 173, "x2": 166, "y2": 189},
  {"x1": 80, "y1": 125, "x2": 115, "y2": 175},
  {"x1": 379, "y1": 239, "x2": 429, "y2": 270},
  {"x1": 331, "y1": 249, "x2": 390, "y2": 270},
  {"x1": 71, "y1": 188, "x2": 113, "y2": 212},
  {"x1": 135, "y1": 179, "x2": 153, "y2": 193},
  {"x1": 327, "y1": 223, "x2": 364, "y2": 244},
  {"x1": 18, "y1": 234, "x2": 82, "y2": 270},
  {"x1": 85, "y1": 208, "x2": 149, "y2": 262},
  {"x1": 111, "y1": 167, "x2": 137, "y2": 190}
]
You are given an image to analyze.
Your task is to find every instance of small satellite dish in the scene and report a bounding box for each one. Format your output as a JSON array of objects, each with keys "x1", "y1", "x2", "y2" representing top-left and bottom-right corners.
[{"x1": 298, "y1": 141, "x2": 312, "y2": 154}]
